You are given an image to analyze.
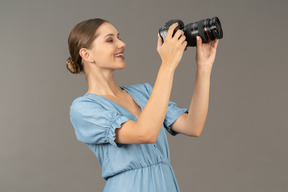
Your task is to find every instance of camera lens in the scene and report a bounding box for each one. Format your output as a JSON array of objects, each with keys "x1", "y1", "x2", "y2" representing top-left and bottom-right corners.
[
  {"x1": 209, "y1": 17, "x2": 223, "y2": 39},
  {"x1": 159, "y1": 17, "x2": 223, "y2": 48},
  {"x1": 184, "y1": 17, "x2": 223, "y2": 47}
]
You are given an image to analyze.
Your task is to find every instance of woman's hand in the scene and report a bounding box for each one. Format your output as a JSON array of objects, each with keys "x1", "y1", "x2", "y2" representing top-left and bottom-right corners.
[
  {"x1": 196, "y1": 36, "x2": 219, "y2": 72},
  {"x1": 157, "y1": 23, "x2": 187, "y2": 70}
]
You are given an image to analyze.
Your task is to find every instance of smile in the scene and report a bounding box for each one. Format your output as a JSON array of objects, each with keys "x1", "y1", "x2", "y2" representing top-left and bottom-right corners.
[{"x1": 114, "y1": 53, "x2": 125, "y2": 60}]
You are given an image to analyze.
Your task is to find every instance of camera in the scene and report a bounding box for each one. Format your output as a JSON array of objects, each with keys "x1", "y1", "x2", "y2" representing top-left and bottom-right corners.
[{"x1": 159, "y1": 17, "x2": 223, "y2": 47}]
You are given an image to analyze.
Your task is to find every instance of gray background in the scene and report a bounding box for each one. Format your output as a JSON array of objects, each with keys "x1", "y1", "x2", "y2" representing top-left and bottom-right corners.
[{"x1": 1, "y1": 0, "x2": 287, "y2": 191}]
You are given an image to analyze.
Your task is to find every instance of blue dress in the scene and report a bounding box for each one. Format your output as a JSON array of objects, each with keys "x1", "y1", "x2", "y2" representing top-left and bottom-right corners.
[{"x1": 70, "y1": 83, "x2": 188, "y2": 192}]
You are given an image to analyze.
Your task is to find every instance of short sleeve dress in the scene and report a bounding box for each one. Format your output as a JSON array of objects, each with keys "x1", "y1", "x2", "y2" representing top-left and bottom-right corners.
[{"x1": 70, "y1": 83, "x2": 189, "y2": 192}]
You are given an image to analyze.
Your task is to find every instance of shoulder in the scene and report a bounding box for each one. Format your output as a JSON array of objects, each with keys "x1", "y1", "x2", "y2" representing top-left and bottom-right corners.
[{"x1": 70, "y1": 94, "x2": 104, "y2": 116}]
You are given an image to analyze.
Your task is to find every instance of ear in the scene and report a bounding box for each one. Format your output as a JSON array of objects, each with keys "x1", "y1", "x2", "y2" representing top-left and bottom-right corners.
[{"x1": 79, "y1": 48, "x2": 93, "y2": 63}]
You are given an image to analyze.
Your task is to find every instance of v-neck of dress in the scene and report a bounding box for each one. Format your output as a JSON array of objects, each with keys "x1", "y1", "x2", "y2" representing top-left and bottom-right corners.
[{"x1": 84, "y1": 86, "x2": 142, "y2": 120}]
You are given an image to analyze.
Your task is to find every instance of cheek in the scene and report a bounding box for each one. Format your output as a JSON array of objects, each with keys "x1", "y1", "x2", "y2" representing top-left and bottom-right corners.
[
  {"x1": 94, "y1": 49, "x2": 107, "y2": 59},
  {"x1": 93, "y1": 44, "x2": 116, "y2": 64},
  {"x1": 94, "y1": 51, "x2": 115, "y2": 66}
]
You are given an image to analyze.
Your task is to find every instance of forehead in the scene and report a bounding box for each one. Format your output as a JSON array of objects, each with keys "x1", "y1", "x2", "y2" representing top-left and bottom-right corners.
[{"x1": 96, "y1": 22, "x2": 118, "y2": 37}]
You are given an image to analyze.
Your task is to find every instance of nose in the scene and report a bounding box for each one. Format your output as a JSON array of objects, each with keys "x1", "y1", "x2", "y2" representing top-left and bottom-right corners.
[{"x1": 118, "y1": 39, "x2": 126, "y2": 49}]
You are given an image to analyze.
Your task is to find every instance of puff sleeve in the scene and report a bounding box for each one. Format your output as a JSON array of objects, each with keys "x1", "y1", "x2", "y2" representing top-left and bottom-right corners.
[
  {"x1": 144, "y1": 83, "x2": 189, "y2": 136},
  {"x1": 163, "y1": 100, "x2": 189, "y2": 136},
  {"x1": 70, "y1": 98, "x2": 130, "y2": 147}
]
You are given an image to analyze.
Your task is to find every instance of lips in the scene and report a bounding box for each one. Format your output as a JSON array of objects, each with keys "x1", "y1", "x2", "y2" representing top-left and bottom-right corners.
[
  {"x1": 115, "y1": 53, "x2": 124, "y2": 57},
  {"x1": 114, "y1": 51, "x2": 125, "y2": 60}
]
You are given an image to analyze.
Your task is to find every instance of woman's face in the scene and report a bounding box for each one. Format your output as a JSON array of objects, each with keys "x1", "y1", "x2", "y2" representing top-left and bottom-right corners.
[{"x1": 89, "y1": 22, "x2": 126, "y2": 69}]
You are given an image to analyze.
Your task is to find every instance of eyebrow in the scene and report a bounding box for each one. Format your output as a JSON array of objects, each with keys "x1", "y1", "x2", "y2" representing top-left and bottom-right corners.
[{"x1": 104, "y1": 33, "x2": 119, "y2": 38}]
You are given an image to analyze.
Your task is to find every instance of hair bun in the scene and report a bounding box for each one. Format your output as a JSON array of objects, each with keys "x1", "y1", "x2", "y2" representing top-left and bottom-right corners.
[{"x1": 66, "y1": 57, "x2": 81, "y2": 74}]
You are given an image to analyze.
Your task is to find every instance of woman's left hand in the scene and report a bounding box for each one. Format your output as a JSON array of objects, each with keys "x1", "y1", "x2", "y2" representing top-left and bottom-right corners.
[{"x1": 195, "y1": 36, "x2": 219, "y2": 72}]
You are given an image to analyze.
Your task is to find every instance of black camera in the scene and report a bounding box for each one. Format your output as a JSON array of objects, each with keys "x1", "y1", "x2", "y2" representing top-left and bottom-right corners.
[{"x1": 159, "y1": 17, "x2": 223, "y2": 47}]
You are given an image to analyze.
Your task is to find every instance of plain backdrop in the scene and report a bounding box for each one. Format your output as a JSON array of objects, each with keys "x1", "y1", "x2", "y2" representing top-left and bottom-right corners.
[{"x1": 0, "y1": 0, "x2": 287, "y2": 191}]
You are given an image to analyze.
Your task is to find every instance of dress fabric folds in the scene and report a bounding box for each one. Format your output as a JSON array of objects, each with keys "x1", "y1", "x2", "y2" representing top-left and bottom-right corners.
[{"x1": 70, "y1": 83, "x2": 188, "y2": 192}]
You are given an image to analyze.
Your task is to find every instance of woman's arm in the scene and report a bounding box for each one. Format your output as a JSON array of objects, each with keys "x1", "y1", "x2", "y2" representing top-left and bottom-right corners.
[
  {"x1": 115, "y1": 65, "x2": 175, "y2": 144},
  {"x1": 170, "y1": 36, "x2": 219, "y2": 137},
  {"x1": 115, "y1": 23, "x2": 187, "y2": 144},
  {"x1": 171, "y1": 69, "x2": 211, "y2": 137}
]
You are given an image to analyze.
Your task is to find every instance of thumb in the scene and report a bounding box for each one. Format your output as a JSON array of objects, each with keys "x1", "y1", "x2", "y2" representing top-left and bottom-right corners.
[
  {"x1": 157, "y1": 33, "x2": 163, "y2": 50},
  {"x1": 196, "y1": 36, "x2": 202, "y2": 52}
]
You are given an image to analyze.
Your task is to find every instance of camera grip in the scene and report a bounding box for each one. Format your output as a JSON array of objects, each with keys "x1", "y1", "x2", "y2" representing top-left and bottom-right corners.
[{"x1": 158, "y1": 19, "x2": 184, "y2": 43}]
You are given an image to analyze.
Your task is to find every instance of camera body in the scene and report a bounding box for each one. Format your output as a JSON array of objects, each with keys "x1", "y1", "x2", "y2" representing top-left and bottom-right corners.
[{"x1": 159, "y1": 17, "x2": 223, "y2": 47}]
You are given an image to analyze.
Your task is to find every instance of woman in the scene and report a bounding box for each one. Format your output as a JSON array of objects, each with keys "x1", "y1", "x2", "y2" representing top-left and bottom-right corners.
[{"x1": 67, "y1": 18, "x2": 219, "y2": 191}]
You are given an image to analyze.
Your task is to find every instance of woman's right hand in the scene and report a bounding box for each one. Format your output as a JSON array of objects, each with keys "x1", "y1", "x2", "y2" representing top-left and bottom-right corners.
[{"x1": 157, "y1": 23, "x2": 187, "y2": 70}]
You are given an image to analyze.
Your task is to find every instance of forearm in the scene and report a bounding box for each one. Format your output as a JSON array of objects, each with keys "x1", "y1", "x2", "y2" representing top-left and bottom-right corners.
[
  {"x1": 186, "y1": 68, "x2": 211, "y2": 136},
  {"x1": 138, "y1": 64, "x2": 175, "y2": 142}
]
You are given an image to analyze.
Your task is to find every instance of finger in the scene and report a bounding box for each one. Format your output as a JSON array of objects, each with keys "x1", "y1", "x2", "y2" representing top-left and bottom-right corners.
[
  {"x1": 212, "y1": 39, "x2": 219, "y2": 49},
  {"x1": 177, "y1": 34, "x2": 186, "y2": 45},
  {"x1": 173, "y1": 29, "x2": 184, "y2": 40},
  {"x1": 196, "y1": 36, "x2": 202, "y2": 52},
  {"x1": 157, "y1": 33, "x2": 163, "y2": 50},
  {"x1": 181, "y1": 40, "x2": 188, "y2": 50},
  {"x1": 166, "y1": 23, "x2": 178, "y2": 39}
]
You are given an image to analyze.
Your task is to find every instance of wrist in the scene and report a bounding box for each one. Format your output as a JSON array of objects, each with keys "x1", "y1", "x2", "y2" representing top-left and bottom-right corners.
[
  {"x1": 160, "y1": 63, "x2": 176, "y2": 74},
  {"x1": 197, "y1": 66, "x2": 212, "y2": 74}
]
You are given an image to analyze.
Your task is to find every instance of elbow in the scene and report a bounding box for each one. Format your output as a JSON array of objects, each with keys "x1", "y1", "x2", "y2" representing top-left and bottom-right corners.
[
  {"x1": 187, "y1": 132, "x2": 201, "y2": 137},
  {"x1": 142, "y1": 132, "x2": 157, "y2": 143},
  {"x1": 147, "y1": 136, "x2": 157, "y2": 144},
  {"x1": 137, "y1": 122, "x2": 161, "y2": 144},
  {"x1": 187, "y1": 123, "x2": 205, "y2": 137},
  {"x1": 139, "y1": 129, "x2": 158, "y2": 144},
  {"x1": 193, "y1": 132, "x2": 202, "y2": 137},
  {"x1": 187, "y1": 128, "x2": 203, "y2": 137}
]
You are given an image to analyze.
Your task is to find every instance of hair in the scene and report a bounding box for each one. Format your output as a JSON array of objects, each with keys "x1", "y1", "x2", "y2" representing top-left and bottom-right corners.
[{"x1": 66, "y1": 18, "x2": 109, "y2": 74}]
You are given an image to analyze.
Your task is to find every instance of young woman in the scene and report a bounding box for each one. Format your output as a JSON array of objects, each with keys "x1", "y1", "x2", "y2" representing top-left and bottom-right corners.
[{"x1": 67, "y1": 18, "x2": 219, "y2": 191}]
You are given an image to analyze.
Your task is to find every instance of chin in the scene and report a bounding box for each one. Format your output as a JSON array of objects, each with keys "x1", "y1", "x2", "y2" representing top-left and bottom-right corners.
[{"x1": 115, "y1": 62, "x2": 127, "y2": 69}]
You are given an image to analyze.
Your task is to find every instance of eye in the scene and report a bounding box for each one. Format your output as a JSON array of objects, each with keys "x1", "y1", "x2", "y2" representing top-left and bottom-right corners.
[{"x1": 106, "y1": 37, "x2": 122, "y2": 43}]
